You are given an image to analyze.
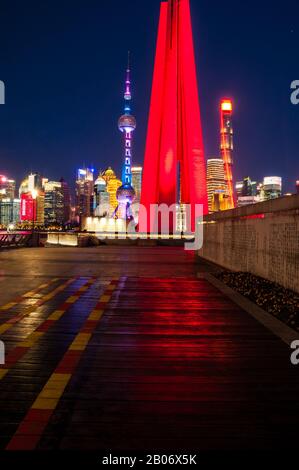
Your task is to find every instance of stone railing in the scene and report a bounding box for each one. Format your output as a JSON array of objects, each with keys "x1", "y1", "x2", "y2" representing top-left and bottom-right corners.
[{"x1": 199, "y1": 194, "x2": 299, "y2": 293}]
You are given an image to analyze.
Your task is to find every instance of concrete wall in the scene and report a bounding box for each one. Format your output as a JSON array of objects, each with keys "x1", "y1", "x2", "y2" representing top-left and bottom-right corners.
[{"x1": 199, "y1": 194, "x2": 299, "y2": 293}]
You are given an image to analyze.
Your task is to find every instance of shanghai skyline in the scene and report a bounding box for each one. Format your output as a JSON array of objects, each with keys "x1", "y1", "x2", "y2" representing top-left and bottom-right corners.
[
  {"x1": 0, "y1": 0, "x2": 298, "y2": 193},
  {"x1": 0, "y1": 0, "x2": 298, "y2": 459}
]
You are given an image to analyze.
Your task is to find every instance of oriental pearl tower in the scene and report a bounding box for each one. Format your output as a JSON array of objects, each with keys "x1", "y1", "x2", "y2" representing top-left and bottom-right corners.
[{"x1": 116, "y1": 52, "x2": 136, "y2": 220}]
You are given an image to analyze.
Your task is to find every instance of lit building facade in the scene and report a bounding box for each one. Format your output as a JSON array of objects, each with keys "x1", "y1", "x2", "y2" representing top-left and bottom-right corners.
[
  {"x1": 236, "y1": 177, "x2": 259, "y2": 207},
  {"x1": 94, "y1": 175, "x2": 110, "y2": 217},
  {"x1": 18, "y1": 173, "x2": 45, "y2": 225},
  {"x1": 220, "y1": 99, "x2": 235, "y2": 209},
  {"x1": 206, "y1": 158, "x2": 226, "y2": 213},
  {"x1": 0, "y1": 199, "x2": 20, "y2": 226},
  {"x1": 44, "y1": 181, "x2": 65, "y2": 226},
  {"x1": 60, "y1": 178, "x2": 71, "y2": 223},
  {"x1": 262, "y1": 177, "x2": 282, "y2": 200},
  {"x1": 0, "y1": 175, "x2": 16, "y2": 200},
  {"x1": 20, "y1": 193, "x2": 44, "y2": 225},
  {"x1": 211, "y1": 192, "x2": 231, "y2": 213},
  {"x1": 75, "y1": 168, "x2": 94, "y2": 218},
  {"x1": 131, "y1": 166, "x2": 143, "y2": 204}
]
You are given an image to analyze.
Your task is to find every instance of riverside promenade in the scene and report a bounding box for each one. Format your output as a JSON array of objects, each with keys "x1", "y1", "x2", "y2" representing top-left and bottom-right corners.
[{"x1": 0, "y1": 246, "x2": 298, "y2": 451}]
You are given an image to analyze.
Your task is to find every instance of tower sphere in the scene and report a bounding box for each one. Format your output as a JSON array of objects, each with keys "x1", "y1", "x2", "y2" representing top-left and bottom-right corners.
[
  {"x1": 116, "y1": 183, "x2": 136, "y2": 205},
  {"x1": 118, "y1": 114, "x2": 136, "y2": 133}
]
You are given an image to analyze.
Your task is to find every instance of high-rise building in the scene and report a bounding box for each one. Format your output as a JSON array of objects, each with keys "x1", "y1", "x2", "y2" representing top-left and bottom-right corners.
[
  {"x1": 220, "y1": 99, "x2": 234, "y2": 209},
  {"x1": 206, "y1": 159, "x2": 226, "y2": 213},
  {"x1": 235, "y1": 181, "x2": 243, "y2": 199},
  {"x1": 211, "y1": 192, "x2": 231, "y2": 213},
  {"x1": 20, "y1": 192, "x2": 44, "y2": 225},
  {"x1": 262, "y1": 177, "x2": 282, "y2": 200},
  {"x1": 242, "y1": 177, "x2": 257, "y2": 197},
  {"x1": 44, "y1": 181, "x2": 65, "y2": 226},
  {"x1": 116, "y1": 53, "x2": 136, "y2": 220},
  {"x1": 94, "y1": 175, "x2": 110, "y2": 217},
  {"x1": 28, "y1": 173, "x2": 43, "y2": 193},
  {"x1": 75, "y1": 168, "x2": 94, "y2": 218},
  {"x1": 131, "y1": 166, "x2": 143, "y2": 203},
  {"x1": 236, "y1": 177, "x2": 259, "y2": 207},
  {"x1": 0, "y1": 199, "x2": 20, "y2": 226},
  {"x1": 60, "y1": 178, "x2": 71, "y2": 223},
  {"x1": 0, "y1": 175, "x2": 16, "y2": 200},
  {"x1": 140, "y1": 0, "x2": 208, "y2": 233},
  {"x1": 18, "y1": 173, "x2": 45, "y2": 225}
]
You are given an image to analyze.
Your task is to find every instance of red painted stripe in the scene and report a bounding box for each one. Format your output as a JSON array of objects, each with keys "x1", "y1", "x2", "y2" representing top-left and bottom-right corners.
[{"x1": 54, "y1": 351, "x2": 82, "y2": 375}]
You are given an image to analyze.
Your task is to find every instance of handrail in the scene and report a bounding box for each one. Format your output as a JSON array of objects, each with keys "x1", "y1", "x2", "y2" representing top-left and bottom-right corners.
[{"x1": 0, "y1": 233, "x2": 32, "y2": 249}]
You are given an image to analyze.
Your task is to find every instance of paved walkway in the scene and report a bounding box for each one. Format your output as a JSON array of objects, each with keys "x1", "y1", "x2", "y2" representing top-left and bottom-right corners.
[{"x1": 0, "y1": 247, "x2": 298, "y2": 450}]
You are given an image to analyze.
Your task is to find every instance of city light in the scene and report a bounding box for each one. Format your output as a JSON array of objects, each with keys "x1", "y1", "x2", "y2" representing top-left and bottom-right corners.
[{"x1": 221, "y1": 100, "x2": 233, "y2": 112}]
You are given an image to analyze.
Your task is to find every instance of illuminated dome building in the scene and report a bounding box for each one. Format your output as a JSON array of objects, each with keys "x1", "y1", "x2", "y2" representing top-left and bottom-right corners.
[
  {"x1": 101, "y1": 167, "x2": 116, "y2": 183},
  {"x1": 116, "y1": 53, "x2": 136, "y2": 220},
  {"x1": 101, "y1": 168, "x2": 122, "y2": 216}
]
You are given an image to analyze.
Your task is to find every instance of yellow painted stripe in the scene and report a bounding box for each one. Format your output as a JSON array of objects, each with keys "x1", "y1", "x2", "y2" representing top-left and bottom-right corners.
[
  {"x1": 69, "y1": 333, "x2": 92, "y2": 351},
  {"x1": 48, "y1": 310, "x2": 65, "y2": 321},
  {"x1": 0, "y1": 324, "x2": 11, "y2": 334},
  {"x1": 0, "y1": 278, "x2": 60, "y2": 310},
  {"x1": 0, "y1": 302, "x2": 18, "y2": 311},
  {"x1": 65, "y1": 296, "x2": 79, "y2": 304},
  {"x1": 0, "y1": 278, "x2": 75, "y2": 331},
  {"x1": 100, "y1": 295, "x2": 111, "y2": 303},
  {"x1": 0, "y1": 278, "x2": 97, "y2": 385},
  {"x1": 15, "y1": 279, "x2": 118, "y2": 430},
  {"x1": 78, "y1": 285, "x2": 90, "y2": 293},
  {"x1": 19, "y1": 332, "x2": 44, "y2": 348},
  {"x1": 32, "y1": 373, "x2": 71, "y2": 409},
  {"x1": 32, "y1": 398, "x2": 59, "y2": 410},
  {"x1": 88, "y1": 309, "x2": 104, "y2": 321}
]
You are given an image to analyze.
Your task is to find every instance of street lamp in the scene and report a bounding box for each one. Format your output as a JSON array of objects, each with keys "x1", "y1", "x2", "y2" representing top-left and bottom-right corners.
[{"x1": 31, "y1": 189, "x2": 38, "y2": 231}]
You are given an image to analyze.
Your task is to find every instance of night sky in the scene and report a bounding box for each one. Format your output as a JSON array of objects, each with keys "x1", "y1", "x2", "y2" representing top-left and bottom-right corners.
[{"x1": 0, "y1": 0, "x2": 298, "y2": 193}]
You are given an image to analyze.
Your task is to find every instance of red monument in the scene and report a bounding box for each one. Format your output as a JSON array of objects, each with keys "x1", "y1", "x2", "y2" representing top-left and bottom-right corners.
[{"x1": 139, "y1": 0, "x2": 208, "y2": 233}]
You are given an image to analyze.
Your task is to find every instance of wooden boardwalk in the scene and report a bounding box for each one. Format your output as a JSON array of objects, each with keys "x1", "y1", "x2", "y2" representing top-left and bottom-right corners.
[{"x1": 0, "y1": 248, "x2": 298, "y2": 451}]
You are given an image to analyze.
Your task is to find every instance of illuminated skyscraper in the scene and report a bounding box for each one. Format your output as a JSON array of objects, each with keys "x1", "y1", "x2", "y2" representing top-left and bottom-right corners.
[
  {"x1": 75, "y1": 168, "x2": 94, "y2": 218},
  {"x1": 131, "y1": 166, "x2": 143, "y2": 203},
  {"x1": 140, "y1": 0, "x2": 208, "y2": 233},
  {"x1": 206, "y1": 159, "x2": 226, "y2": 213},
  {"x1": 18, "y1": 173, "x2": 45, "y2": 225},
  {"x1": 262, "y1": 177, "x2": 282, "y2": 200},
  {"x1": 0, "y1": 199, "x2": 20, "y2": 226},
  {"x1": 117, "y1": 53, "x2": 136, "y2": 220},
  {"x1": 220, "y1": 99, "x2": 234, "y2": 209},
  {"x1": 44, "y1": 181, "x2": 65, "y2": 226},
  {"x1": 60, "y1": 178, "x2": 71, "y2": 223},
  {"x1": 28, "y1": 173, "x2": 43, "y2": 193},
  {"x1": 0, "y1": 175, "x2": 16, "y2": 200},
  {"x1": 94, "y1": 175, "x2": 110, "y2": 217}
]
